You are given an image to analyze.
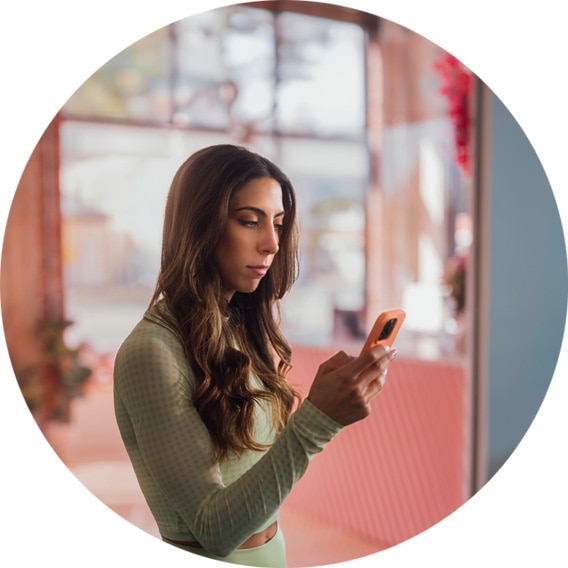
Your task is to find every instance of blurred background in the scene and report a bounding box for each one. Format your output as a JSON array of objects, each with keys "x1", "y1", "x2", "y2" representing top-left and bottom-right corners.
[{"x1": 1, "y1": 1, "x2": 566, "y2": 566}]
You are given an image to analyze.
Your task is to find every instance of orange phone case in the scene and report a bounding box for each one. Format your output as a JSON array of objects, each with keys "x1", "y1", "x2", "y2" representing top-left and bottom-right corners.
[{"x1": 360, "y1": 308, "x2": 406, "y2": 354}]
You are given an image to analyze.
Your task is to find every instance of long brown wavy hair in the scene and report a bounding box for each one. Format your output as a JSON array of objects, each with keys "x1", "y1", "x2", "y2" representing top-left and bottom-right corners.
[{"x1": 148, "y1": 144, "x2": 300, "y2": 460}]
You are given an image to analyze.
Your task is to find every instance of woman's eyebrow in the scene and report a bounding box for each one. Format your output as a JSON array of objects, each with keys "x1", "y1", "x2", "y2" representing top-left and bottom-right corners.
[{"x1": 234, "y1": 206, "x2": 285, "y2": 218}]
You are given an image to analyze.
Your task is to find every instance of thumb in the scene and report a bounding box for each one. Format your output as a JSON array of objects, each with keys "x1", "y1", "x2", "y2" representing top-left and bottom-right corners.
[{"x1": 318, "y1": 350, "x2": 355, "y2": 373}]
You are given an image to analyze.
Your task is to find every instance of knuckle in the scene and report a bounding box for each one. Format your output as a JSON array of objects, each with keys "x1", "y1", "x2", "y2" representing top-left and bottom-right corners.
[
  {"x1": 354, "y1": 387, "x2": 367, "y2": 405},
  {"x1": 368, "y1": 348, "x2": 382, "y2": 362}
]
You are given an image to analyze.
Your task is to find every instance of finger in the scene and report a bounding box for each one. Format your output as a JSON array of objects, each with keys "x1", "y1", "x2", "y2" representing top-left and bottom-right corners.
[
  {"x1": 365, "y1": 369, "x2": 387, "y2": 402},
  {"x1": 379, "y1": 368, "x2": 388, "y2": 388},
  {"x1": 318, "y1": 350, "x2": 354, "y2": 374},
  {"x1": 349, "y1": 346, "x2": 395, "y2": 384},
  {"x1": 346, "y1": 345, "x2": 390, "y2": 373},
  {"x1": 359, "y1": 349, "x2": 397, "y2": 391}
]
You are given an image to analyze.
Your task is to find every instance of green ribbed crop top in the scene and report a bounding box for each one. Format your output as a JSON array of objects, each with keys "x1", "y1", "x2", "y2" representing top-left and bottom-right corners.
[{"x1": 113, "y1": 301, "x2": 342, "y2": 557}]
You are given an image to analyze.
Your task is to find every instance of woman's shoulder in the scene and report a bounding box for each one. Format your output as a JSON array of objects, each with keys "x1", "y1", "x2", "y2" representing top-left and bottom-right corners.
[
  {"x1": 113, "y1": 300, "x2": 195, "y2": 394},
  {"x1": 116, "y1": 300, "x2": 185, "y2": 365}
]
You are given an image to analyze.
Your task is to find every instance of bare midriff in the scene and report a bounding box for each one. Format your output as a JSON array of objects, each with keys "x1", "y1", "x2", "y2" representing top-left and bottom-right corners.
[{"x1": 163, "y1": 521, "x2": 278, "y2": 550}]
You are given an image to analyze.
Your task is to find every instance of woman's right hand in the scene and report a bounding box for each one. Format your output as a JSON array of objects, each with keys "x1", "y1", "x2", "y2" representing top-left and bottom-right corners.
[{"x1": 306, "y1": 345, "x2": 396, "y2": 426}]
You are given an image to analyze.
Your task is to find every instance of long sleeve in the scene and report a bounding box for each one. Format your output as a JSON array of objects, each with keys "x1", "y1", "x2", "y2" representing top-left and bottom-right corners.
[{"x1": 113, "y1": 313, "x2": 342, "y2": 557}]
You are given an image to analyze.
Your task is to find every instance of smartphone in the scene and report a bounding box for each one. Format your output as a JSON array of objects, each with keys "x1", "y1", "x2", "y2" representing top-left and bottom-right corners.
[{"x1": 360, "y1": 308, "x2": 406, "y2": 354}]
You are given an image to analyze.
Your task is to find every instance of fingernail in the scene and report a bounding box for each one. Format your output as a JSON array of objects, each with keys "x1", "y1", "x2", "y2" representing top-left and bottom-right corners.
[{"x1": 390, "y1": 348, "x2": 398, "y2": 359}]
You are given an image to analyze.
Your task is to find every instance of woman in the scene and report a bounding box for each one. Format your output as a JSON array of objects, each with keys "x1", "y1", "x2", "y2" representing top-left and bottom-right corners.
[{"x1": 113, "y1": 144, "x2": 395, "y2": 567}]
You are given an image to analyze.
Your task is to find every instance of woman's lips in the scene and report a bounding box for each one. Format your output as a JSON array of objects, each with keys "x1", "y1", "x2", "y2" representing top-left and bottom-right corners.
[{"x1": 247, "y1": 265, "x2": 269, "y2": 277}]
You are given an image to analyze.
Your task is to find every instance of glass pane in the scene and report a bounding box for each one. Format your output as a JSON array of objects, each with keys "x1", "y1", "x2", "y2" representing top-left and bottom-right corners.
[
  {"x1": 62, "y1": 27, "x2": 171, "y2": 123},
  {"x1": 378, "y1": 119, "x2": 471, "y2": 359},
  {"x1": 277, "y1": 139, "x2": 369, "y2": 345},
  {"x1": 59, "y1": 121, "x2": 369, "y2": 350},
  {"x1": 59, "y1": 121, "x2": 239, "y2": 350},
  {"x1": 275, "y1": 12, "x2": 366, "y2": 137},
  {"x1": 173, "y1": 6, "x2": 276, "y2": 132}
]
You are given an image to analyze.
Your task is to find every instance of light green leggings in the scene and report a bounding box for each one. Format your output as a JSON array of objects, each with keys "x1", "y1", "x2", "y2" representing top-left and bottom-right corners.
[{"x1": 163, "y1": 525, "x2": 286, "y2": 568}]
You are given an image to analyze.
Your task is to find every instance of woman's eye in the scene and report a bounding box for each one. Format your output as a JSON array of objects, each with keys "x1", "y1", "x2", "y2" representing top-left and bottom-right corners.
[
  {"x1": 274, "y1": 223, "x2": 284, "y2": 232},
  {"x1": 240, "y1": 219, "x2": 258, "y2": 228}
]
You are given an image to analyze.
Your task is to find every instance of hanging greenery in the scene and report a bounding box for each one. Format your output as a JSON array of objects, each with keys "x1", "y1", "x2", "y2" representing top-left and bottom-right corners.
[
  {"x1": 442, "y1": 254, "x2": 467, "y2": 316},
  {"x1": 20, "y1": 320, "x2": 92, "y2": 422}
]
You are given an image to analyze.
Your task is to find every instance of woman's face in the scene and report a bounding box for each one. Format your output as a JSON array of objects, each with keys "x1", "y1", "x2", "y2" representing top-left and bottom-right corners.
[{"x1": 214, "y1": 177, "x2": 284, "y2": 301}]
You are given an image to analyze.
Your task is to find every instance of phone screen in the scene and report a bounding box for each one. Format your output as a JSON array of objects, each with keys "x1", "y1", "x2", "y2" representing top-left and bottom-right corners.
[{"x1": 377, "y1": 318, "x2": 397, "y2": 342}]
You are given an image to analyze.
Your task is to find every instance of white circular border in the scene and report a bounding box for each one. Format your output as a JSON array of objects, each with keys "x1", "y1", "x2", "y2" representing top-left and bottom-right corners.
[{"x1": 1, "y1": 1, "x2": 566, "y2": 566}]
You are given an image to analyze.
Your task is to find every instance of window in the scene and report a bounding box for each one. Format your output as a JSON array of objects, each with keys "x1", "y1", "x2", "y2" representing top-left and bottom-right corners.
[{"x1": 59, "y1": 5, "x2": 369, "y2": 349}]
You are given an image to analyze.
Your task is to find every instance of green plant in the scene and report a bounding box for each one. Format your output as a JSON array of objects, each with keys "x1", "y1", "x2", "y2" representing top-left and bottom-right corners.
[{"x1": 37, "y1": 319, "x2": 92, "y2": 421}]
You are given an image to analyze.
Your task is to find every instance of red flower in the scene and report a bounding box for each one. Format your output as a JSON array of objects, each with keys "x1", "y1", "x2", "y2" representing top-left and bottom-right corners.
[{"x1": 433, "y1": 53, "x2": 472, "y2": 174}]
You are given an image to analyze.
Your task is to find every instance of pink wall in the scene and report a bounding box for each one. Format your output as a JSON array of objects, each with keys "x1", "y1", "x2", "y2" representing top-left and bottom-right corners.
[{"x1": 283, "y1": 346, "x2": 469, "y2": 549}]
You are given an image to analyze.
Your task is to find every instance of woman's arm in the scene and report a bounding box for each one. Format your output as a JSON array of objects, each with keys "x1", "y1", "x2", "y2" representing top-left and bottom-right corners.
[{"x1": 114, "y1": 321, "x2": 344, "y2": 557}]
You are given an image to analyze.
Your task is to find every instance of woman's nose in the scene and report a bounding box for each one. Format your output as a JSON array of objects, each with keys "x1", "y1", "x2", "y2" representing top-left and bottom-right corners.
[{"x1": 260, "y1": 227, "x2": 279, "y2": 254}]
